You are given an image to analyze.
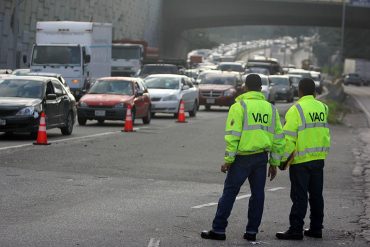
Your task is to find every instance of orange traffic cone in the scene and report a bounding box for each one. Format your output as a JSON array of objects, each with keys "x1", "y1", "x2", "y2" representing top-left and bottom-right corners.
[
  {"x1": 176, "y1": 100, "x2": 187, "y2": 123},
  {"x1": 122, "y1": 104, "x2": 134, "y2": 132},
  {"x1": 33, "y1": 112, "x2": 50, "y2": 145}
]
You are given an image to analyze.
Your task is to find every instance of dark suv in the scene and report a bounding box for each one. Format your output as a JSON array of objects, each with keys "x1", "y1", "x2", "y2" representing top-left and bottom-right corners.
[{"x1": 344, "y1": 73, "x2": 365, "y2": 86}]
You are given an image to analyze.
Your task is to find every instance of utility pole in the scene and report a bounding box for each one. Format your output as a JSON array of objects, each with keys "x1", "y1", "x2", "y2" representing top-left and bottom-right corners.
[
  {"x1": 12, "y1": 0, "x2": 24, "y2": 69},
  {"x1": 340, "y1": 0, "x2": 347, "y2": 69}
]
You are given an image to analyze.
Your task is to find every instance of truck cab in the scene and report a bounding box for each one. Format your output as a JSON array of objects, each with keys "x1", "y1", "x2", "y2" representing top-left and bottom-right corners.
[
  {"x1": 30, "y1": 21, "x2": 112, "y2": 99},
  {"x1": 111, "y1": 44, "x2": 144, "y2": 76}
]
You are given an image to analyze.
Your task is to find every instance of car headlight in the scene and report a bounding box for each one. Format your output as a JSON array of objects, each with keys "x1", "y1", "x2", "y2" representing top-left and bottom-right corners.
[
  {"x1": 79, "y1": 101, "x2": 88, "y2": 107},
  {"x1": 16, "y1": 104, "x2": 42, "y2": 118},
  {"x1": 162, "y1": 95, "x2": 178, "y2": 101},
  {"x1": 16, "y1": 106, "x2": 34, "y2": 116},
  {"x1": 224, "y1": 89, "x2": 235, "y2": 97},
  {"x1": 114, "y1": 102, "x2": 126, "y2": 108}
]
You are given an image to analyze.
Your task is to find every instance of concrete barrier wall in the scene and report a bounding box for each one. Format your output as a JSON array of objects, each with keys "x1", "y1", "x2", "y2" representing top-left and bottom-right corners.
[{"x1": 0, "y1": 0, "x2": 162, "y2": 69}]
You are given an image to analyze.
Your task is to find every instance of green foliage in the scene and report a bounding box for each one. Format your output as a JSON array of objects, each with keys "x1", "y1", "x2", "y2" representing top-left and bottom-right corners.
[{"x1": 320, "y1": 99, "x2": 347, "y2": 124}]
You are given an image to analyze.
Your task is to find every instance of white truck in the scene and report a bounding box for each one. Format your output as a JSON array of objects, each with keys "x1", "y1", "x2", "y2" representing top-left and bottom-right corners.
[
  {"x1": 30, "y1": 21, "x2": 112, "y2": 98},
  {"x1": 344, "y1": 58, "x2": 370, "y2": 84},
  {"x1": 111, "y1": 43, "x2": 144, "y2": 76}
]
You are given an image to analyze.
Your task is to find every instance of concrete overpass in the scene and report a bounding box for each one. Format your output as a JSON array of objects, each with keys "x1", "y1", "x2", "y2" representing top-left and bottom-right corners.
[{"x1": 161, "y1": 0, "x2": 370, "y2": 57}]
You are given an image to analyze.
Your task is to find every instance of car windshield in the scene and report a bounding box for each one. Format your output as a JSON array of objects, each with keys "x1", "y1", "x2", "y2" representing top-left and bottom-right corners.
[
  {"x1": 0, "y1": 79, "x2": 44, "y2": 99},
  {"x1": 218, "y1": 64, "x2": 244, "y2": 72},
  {"x1": 141, "y1": 65, "x2": 179, "y2": 75},
  {"x1": 288, "y1": 72, "x2": 311, "y2": 79},
  {"x1": 289, "y1": 76, "x2": 301, "y2": 86},
  {"x1": 202, "y1": 75, "x2": 236, "y2": 85},
  {"x1": 261, "y1": 77, "x2": 268, "y2": 85},
  {"x1": 89, "y1": 80, "x2": 133, "y2": 95},
  {"x1": 32, "y1": 45, "x2": 81, "y2": 65},
  {"x1": 247, "y1": 67, "x2": 270, "y2": 75},
  {"x1": 144, "y1": 77, "x2": 180, "y2": 89},
  {"x1": 270, "y1": 77, "x2": 289, "y2": 85},
  {"x1": 112, "y1": 46, "x2": 141, "y2": 60}
]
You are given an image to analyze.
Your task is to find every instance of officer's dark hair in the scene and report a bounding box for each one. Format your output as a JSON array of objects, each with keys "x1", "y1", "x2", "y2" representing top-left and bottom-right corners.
[
  {"x1": 299, "y1": 78, "x2": 316, "y2": 96},
  {"x1": 245, "y1": 74, "x2": 262, "y2": 91}
]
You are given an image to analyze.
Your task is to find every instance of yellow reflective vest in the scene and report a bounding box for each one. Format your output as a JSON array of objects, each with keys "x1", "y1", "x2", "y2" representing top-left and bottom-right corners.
[
  {"x1": 224, "y1": 91, "x2": 285, "y2": 166},
  {"x1": 282, "y1": 95, "x2": 330, "y2": 165}
]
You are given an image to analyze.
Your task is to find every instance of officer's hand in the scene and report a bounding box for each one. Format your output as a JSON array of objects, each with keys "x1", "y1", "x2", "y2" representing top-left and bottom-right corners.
[
  {"x1": 279, "y1": 161, "x2": 288, "y2": 171},
  {"x1": 268, "y1": 166, "x2": 277, "y2": 181},
  {"x1": 221, "y1": 163, "x2": 231, "y2": 173}
]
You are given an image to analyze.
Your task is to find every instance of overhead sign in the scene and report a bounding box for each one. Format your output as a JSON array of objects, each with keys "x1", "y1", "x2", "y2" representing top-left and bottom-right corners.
[{"x1": 350, "y1": 0, "x2": 370, "y2": 7}]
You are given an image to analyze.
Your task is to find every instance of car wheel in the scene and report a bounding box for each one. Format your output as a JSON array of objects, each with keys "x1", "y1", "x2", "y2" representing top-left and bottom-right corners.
[
  {"x1": 61, "y1": 112, "x2": 74, "y2": 135},
  {"x1": 151, "y1": 112, "x2": 156, "y2": 118},
  {"x1": 97, "y1": 119, "x2": 105, "y2": 125},
  {"x1": 78, "y1": 116, "x2": 87, "y2": 126},
  {"x1": 174, "y1": 113, "x2": 178, "y2": 119},
  {"x1": 205, "y1": 105, "x2": 211, "y2": 111},
  {"x1": 189, "y1": 101, "x2": 197, "y2": 117},
  {"x1": 142, "y1": 106, "x2": 151, "y2": 124}
]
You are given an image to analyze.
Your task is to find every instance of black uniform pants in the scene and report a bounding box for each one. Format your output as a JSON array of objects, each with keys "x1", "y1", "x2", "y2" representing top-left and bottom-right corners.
[{"x1": 289, "y1": 159, "x2": 324, "y2": 232}]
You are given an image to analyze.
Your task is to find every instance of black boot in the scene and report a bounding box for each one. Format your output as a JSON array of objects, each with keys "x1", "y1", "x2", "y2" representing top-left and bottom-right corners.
[
  {"x1": 201, "y1": 230, "x2": 226, "y2": 240},
  {"x1": 276, "y1": 229, "x2": 303, "y2": 240},
  {"x1": 243, "y1": 232, "x2": 256, "y2": 241},
  {"x1": 304, "y1": 229, "x2": 322, "y2": 238}
]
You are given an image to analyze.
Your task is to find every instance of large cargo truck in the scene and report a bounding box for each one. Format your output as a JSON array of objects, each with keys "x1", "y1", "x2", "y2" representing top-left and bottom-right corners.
[
  {"x1": 30, "y1": 21, "x2": 112, "y2": 98},
  {"x1": 111, "y1": 39, "x2": 159, "y2": 76}
]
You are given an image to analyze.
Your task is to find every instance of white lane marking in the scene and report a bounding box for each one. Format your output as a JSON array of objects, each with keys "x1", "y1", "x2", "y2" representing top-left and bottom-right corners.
[
  {"x1": 192, "y1": 187, "x2": 285, "y2": 209},
  {"x1": 351, "y1": 95, "x2": 370, "y2": 125},
  {"x1": 147, "y1": 238, "x2": 160, "y2": 247},
  {"x1": 0, "y1": 143, "x2": 32, "y2": 151},
  {"x1": 267, "y1": 187, "x2": 285, "y2": 192},
  {"x1": 0, "y1": 131, "x2": 120, "y2": 151}
]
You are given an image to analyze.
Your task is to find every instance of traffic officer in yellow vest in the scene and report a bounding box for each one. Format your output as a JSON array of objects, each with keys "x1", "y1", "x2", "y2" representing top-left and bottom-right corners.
[
  {"x1": 276, "y1": 78, "x2": 330, "y2": 240},
  {"x1": 201, "y1": 74, "x2": 285, "y2": 242}
]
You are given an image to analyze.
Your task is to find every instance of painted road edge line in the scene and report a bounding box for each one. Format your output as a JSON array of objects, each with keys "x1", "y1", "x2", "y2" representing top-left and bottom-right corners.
[
  {"x1": 147, "y1": 238, "x2": 160, "y2": 247},
  {"x1": 192, "y1": 187, "x2": 285, "y2": 209},
  {"x1": 0, "y1": 131, "x2": 120, "y2": 151},
  {"x1": 351, "y1": 95, "x2": 370, "y2": 127}
]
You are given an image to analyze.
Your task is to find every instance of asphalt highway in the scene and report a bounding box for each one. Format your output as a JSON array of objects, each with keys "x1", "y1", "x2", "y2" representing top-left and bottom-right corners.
[{"x1": 0, "y1": 101, "x2": 367, "y2": 246}]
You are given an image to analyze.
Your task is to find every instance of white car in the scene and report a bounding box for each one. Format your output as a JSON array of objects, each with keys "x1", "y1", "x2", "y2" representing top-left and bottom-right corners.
[{"x1": 144, "y1": 74, "x2": 199, "y2": 118}]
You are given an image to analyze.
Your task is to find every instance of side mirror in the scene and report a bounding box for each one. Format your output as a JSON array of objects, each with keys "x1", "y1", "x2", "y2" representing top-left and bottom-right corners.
[
  {"x1": 136, "y1": 89, "x2": 144, "y2": 96},
  {"x1": 182, "y1": 85, "x2": 190, "y2": 90},
  {"x1": 84, "y1": 55, "x2": 91, "y2": 64},
  {"x1": 46, "y1": 94, "x2": 57, "y2": 100},
  {"x1": 22, "y1": 55, "x2": 27, "y2": 64}
]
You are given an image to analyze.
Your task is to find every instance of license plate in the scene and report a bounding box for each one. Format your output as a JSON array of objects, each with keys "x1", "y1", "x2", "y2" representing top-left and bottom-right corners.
[
  {"x1": 95, "y1": 110, "x2": 106, "y2": 117},
  {"x1": 0, "y1": 119, "x2": 5, "y2": 126},
  {"x1": 206, "y1": 98, "x2": 215, "y2": 104}
]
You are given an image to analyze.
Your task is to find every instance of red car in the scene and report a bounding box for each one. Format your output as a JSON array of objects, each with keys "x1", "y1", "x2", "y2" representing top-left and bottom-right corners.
[
  {"x1": 198, "y1": 72, "x2": 244, "y2": 110},
  {"x1": 77, "y1": 77, "x2": 151, "y2": 125}
]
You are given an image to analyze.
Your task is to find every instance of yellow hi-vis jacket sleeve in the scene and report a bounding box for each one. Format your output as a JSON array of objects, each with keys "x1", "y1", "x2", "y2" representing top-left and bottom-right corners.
[
  {"x1": 270, "y1": 108, "x2": 285, "y2": 166},
  {"x1": 282, "y1": 106, "x2": 299, "y2": 162},
  {"x1": 224, "y1": 103, "x2": 243, "y2": 164}
]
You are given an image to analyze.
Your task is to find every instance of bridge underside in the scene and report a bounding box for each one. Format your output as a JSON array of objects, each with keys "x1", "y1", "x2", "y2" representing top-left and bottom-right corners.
[{"x1": 161, "y1": 0, "x2": 370, "y2": 58}]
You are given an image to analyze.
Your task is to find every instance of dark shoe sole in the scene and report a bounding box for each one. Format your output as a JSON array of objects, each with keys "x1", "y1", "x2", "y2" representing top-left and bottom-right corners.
[
  {"x1": 276, "y1": 233, "x2": 303, "y2": 240},
  {"x1": 304, "y1": 231, "x2": 322, "y2": 238},
  {"x1": 201, "y1": 231, "x2": 226, "y2": 241},
  {"x1": 243, "y1": 233, "x2": 256, "y2": 241}
]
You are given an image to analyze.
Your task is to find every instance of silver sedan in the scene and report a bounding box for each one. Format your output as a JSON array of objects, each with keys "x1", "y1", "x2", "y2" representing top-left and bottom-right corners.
[{"x1": 144, "y1": 74, "x2": 199, "y2": 118}]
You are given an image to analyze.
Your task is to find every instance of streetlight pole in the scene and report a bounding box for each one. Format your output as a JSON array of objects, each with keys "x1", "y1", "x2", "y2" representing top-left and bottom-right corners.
[{"x1": 340, "y1": 0, "x2": 346, "y2": 68}]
